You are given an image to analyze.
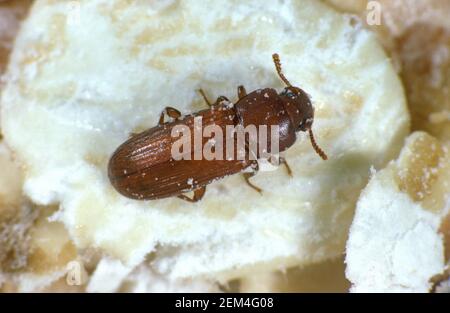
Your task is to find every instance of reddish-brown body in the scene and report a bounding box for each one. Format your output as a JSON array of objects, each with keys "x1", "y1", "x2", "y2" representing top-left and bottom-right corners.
[
  {"x1": 108, "y1": 100, "x2": 254, "y2": 200},
  {"x1": 108, "y1": 54, "x2": 327, "y2": 201}
]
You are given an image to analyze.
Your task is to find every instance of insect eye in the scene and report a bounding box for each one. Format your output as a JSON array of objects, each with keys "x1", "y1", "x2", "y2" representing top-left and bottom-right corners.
[{"x1": 284, "y1": 90, "x2": 296, "y2": 99}]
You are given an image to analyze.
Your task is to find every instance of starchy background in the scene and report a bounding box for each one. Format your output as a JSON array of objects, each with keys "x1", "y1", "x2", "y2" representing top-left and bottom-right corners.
[{"x1": 0, "y1": 0, "x2": 448, "y2": 292}]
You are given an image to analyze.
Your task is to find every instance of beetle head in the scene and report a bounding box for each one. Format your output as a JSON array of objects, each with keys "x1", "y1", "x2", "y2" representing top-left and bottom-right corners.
[{"x1": 272, "y1": 53, "x2": 327, "y2": 160}]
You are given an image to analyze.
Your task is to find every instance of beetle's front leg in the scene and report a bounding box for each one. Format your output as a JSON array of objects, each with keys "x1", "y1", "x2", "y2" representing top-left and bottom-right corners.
[
  {"x1": 197, "y1": 89, "x2": 229, "y2": 107},
  {"x1": 158, "y1": 106, "x2": 182, "y2": 125},
  {"x1": 178, "y1": 186, "x2": 206, "y2": 203},
  {"x1": 242, "y1": 162, "x2": 262, "y2": 194}
]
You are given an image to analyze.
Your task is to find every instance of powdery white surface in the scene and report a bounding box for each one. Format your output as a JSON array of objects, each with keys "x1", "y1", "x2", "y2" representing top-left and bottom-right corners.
[
  {"x1": 1, "y1": 0, "x2": 409, "y2": 280},
  {"x1": 7, "y1": 270, "x2": 67, "y2": 293},
  {"x1": 345, "y1": 168, "x2": 445, "y2": 292},
  {"x1": 88, "y1": 257, "x2": 219, "y2": 293},
  {"x1": 86, "y1": 258, "x2": 133, "y2": 293}
]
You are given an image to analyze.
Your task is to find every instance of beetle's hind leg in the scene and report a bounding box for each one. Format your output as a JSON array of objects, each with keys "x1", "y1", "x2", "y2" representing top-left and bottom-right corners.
[
  {"x1": 237, "y1": 85, "x2": 247, "y2": 99},
  {"x1": 197, "y1": 89, "x2": 229, "y2": 107},
  {"x1": 178, "y1": 186, "x2": 206, "y2": 203},
  {"x1": 158, "y1": 106, "x2": 182, "y2": 125}
]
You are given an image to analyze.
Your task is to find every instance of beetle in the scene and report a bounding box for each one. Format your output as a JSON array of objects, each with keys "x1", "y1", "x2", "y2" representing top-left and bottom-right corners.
[{"x1": 108, "y1": 54, "x2": 327, "y2": 202}]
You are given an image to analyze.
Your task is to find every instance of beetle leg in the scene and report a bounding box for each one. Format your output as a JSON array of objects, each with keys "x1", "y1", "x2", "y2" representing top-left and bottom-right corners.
[
  {"x1": 198, "y1": 89, "x2": 229, "y2": 107},
  {"x1": 279, "y1": 157, "x2": 293, "y2": 177},
  {"x1": 177, "y1": 186, "x2": 206, "y2": 203},
  {"x1": 267, "y1": 155, "x2": 292, "y2": 177},
  {"x1": 243, "y1": 162, "x2": 262, "y2": 194},
  {"x1": 198, "y1": 89, "x2": 213, "y2": 106},
  {"x1": 158, "y1": 106, "x2": 182, "y2": 125},
  {"x1": 214, "y1": 96, "x2": 230, "y2": 106},
  {"x1": 237, "y1": 85, "x2": 247, "y2": 99},
  {"x1": 243, "y1": 172, "x2": 262, "y2": 194}
]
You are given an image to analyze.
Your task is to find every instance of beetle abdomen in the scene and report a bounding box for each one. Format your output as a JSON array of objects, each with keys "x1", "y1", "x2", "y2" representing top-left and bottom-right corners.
[
  {"x1": 108, "y1": 104, "x2": 253, "y2": 200},
  {"x1": 110, "y1": 158, "x2": 252, "y2": 200}
]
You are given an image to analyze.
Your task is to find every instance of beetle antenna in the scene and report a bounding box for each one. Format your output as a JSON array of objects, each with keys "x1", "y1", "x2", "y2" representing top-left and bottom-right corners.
[
  {"x1": 272, "y1": 53, "x2": 292, "y2": 87},
  {"x1": 308, "y1": 129, "x2": 328, "y2": 160}
]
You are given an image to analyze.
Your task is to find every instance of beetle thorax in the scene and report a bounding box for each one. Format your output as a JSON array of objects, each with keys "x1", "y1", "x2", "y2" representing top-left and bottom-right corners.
[{"x1": 279, "y1": 87, "x2": 314, "y2": 132}]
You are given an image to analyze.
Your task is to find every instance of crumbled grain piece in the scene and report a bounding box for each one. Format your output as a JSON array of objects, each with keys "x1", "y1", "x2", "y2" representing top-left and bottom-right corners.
[
  {"x1": 346, "y1": 132, "x2": 449, "y2": 292},
  {"x1": 1, "y1": 0, "x2": 409, "y2": 281}
]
